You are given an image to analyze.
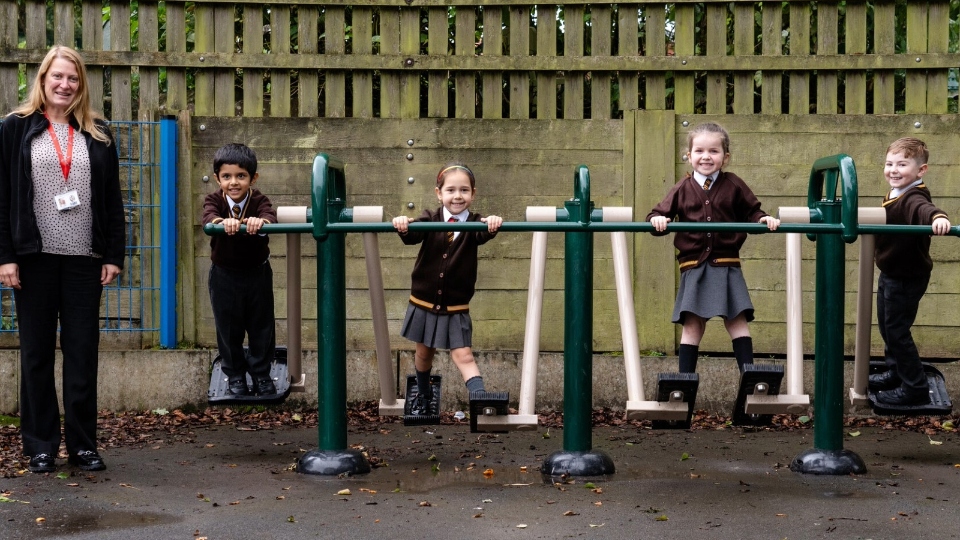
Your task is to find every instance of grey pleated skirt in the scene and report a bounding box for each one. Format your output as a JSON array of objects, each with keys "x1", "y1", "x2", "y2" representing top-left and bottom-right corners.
[
  {"x1": 672, "y1": 264, "x2": 755, "y2": 323},
  {"x1": 400, "y1": 304, "x2": 473, "y2": 349}
]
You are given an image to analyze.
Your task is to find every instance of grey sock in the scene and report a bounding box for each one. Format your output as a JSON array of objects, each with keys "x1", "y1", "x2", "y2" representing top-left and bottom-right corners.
[{"x1": 465, "y1": 376, "x2": 485, "y2": 393}]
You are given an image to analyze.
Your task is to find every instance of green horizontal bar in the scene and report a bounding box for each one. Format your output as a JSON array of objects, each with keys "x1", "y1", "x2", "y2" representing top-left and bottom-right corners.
[{"x1": 204, "y1": 221, "x2": 960, "y2": 237}]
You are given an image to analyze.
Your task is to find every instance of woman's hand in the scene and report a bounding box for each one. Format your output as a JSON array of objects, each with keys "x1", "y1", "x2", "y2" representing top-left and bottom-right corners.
[
  {"x1": 101, "y1": 264, "x2": 121, "y2": 285},
  {"x1": 0, "y1": 263, "x2": 20, "y2": 290}
]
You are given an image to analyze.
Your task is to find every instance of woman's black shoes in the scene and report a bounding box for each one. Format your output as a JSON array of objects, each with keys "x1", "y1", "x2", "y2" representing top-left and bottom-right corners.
[
  {"x1": 68, "y1": 450, "x2": 106, "y2": 471},
  {"x1": 28, "y1": 453, "x2": 56, "y2": 473}
]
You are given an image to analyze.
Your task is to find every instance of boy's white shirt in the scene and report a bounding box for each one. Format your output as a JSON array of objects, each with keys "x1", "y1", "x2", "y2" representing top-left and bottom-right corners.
[
  {"x1": 889, "y1": 180, "x2": 923, "y2": 199},
  {"x1": 692, "y1": 170, "x2": 720, "y2": 189},
  {"x1": 227, "y1": 191, "x2": 250, "y2": 212},
  {"x1": 443, "y1": 207, "x2": 469, "y2": 240}
]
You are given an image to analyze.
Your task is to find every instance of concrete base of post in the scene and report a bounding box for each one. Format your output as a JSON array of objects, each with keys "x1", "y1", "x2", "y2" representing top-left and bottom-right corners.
[
  {"x1": 541, "y1": 450, "x2": 615, "y2": 478},
  {"x1": 297, "y1": 449, "x2": 371, "y2": 476},
  {"x1": 789, "y1": 448, "x2": 866, "y2": 475}
]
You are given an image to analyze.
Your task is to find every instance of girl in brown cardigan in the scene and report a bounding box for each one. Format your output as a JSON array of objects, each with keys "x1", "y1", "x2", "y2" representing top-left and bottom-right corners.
[{"x1": 646, "y1": 123, "x2": 780, "y2": 374}]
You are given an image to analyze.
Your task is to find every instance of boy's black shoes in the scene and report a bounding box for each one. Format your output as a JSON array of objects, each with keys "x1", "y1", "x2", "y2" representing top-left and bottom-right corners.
[
  {"x1": 868, "y1": 370, "x2": 902, "y2": 392},
  {"x1": 28, "y1": 453, "x2": 56, "y2": 473},
  {"x1": 876, "y1": 386, "x2": 929, "y2": 407},
  {"x1": 227, "y1": 377, "x2": 249, "y2": 396},
  {"x1": 68, "y1": 450, "x2": 106, "y2": 471},
  {"x1": 253, "y1": 376, "x2": 277, "y2": 396}
]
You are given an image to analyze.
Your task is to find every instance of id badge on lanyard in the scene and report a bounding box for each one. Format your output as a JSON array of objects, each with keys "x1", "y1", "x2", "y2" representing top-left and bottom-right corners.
[{"x1": 47, "y1": 117, "x2": 80, "y2": 212}]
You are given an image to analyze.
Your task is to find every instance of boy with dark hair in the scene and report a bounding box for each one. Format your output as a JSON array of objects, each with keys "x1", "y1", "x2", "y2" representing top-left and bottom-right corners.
[
  {"x1": 201, "y1": 143, "x2": 279, "y2": 397},
  {"x1": 870, "y1": 137, "x2": 951, "y2": 406}
]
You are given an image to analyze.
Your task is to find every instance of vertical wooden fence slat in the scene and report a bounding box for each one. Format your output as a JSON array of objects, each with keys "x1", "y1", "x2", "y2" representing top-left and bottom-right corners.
[
  {"x1": 732, "y1": 3, "x2": 754, "y2": 114},
  {"x1": 53, "y1": 1, "x2": 75, "y2": 46},
  {"x1": 482, "y1": 7, "x2": 504, "y2": 119},
  {"x1": 326, "y1": 7, "x2": 347, "y2": 118},
  {"x1": 844, "y1": 1, "x2": 867, "y2": 114},
  {"x1": 110, "y1": 1, "x2": 133, "y2": 120},
  {"x1": 509, "y1": 6, "x2": 530, "y2": 118},
  {"x1": 563, "y1": 5, "x2": 584, "y2": 119},
  {"x1": 427, "y1": 7, "x2": 449, "y2": 118},
  {"x1": 619, "y1": 4, "x2": 640, "y2": 111},
  {"x1": 165, "y1": 3, "x2": 187, "y2": 112},
  {"x1": 705, "y1": 3, "x2": 726, "y2": 114},
  {"x1": 352, "y1": 7, "x2": 373, "y2": 118},
  {"x1": 399, "y1": 7, "x2": 420, "y2": 118},
  {"x1": 905, "y1": 3, "x2": 928, "y2": 114},
  {"x1": 873, "y1": 0, "x2": 896, "y2": 114},
  {"x1": 80, "y1": 1, "x2": 104, "y2": 110},
  {"x1": 194, "y1": 3, "x2": 215, "y2": 116},
  {"x1": 213, "y1": 5, "x2": 234, "y2": 117},
  {"x1": 673, "y1": 4, "x2": 695, "y2": 113},
  {"x1": 535, "y1": 5, "x2": 556, "y2": 119},
  {"x1": 590, "y1": 6, "x2": 611, "y2": 119},
  {"x1": 380, "y1": 7, "x2": 401, "y2": 118},
  {"x1": 0, "y1": 0, "x2": 17, "y2": 113},
  {"x1": 298, "y1": 6, "x2": 319, "y2": 117},
  {"x1": 455, "y1": 7, "x2": 476, "y2": 118},
  {"x1": 787, "y1": 3, "x2": 810, "y2": 114},
  {"x1": 760, "y1": 2, "x2": 782, "y2": 113},
  {"x1": 24, "y1": 0, "x2": 45, "y2": 90},
  {"x1": 270, "y1": 6, "x2": 291, "y2": 117},
  {"x1": 242, "y1": 5, "x2": 264, "y2": 117},
  {"x1": 816, "y1": 2, "x2": 838, "y2": 114},
  {"x1": 926, "y1": 2, "x2": 950, "y2": 114},
  {"x1": 138, "y1": 1, "x2": 160, "y2": 120}
]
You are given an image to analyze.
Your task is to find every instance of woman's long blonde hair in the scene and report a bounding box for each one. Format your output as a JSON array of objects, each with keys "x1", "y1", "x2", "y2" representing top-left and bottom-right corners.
[{"x1": 10, "y1": 45, "x2": 110, "y2": 144}]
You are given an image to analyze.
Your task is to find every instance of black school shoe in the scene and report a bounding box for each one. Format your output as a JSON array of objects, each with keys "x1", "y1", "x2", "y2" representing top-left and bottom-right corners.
[
  {"x1": 28, "y1": 453, "x2": 56, "y2": 473},
  {"x1": 227, "y1": 377, "x2": 250, "y2": 396},
  {"x1": 876, "y1": 386, "x2": 929, "y2": 407},
  {"x1": 253, "y1": 376, "x2": 277, "y2": 396},
  {"x1": 68, "y1": 450, "x2": 106, "y2": 471},
  {"x1": 868, "y1": 370, "x2": 902, "y2": 392}
]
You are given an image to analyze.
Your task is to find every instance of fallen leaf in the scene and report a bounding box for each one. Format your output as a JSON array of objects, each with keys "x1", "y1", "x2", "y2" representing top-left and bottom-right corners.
[
  {"x1": 287, "y1": 516, "x2": 296, "y2": 523},
  {"x1": 848, "y1": 431, "x2": 861, "y2": 437},
  {"x1": 516, "y1": 524, "x2": 527, "y2": 529},
  {"x1": 418, "y1": 501, "x2": 432, "y2": 507},
  {"x1": 655, "y1": 515, "x2": 668, "y2": 521},
  {"x1": 473, "y1": 513, "x2": 483, "y2": 518},
  {"x1": 36, "y1": 517, "x2": 46, "y2": 523},
  {"x1": 776, "y1": 513, "x2": 787, "y2": 517},
  {"x1": 337, "y1": 489, "x2": 351, "y2": 496},
  {"x1": 589, "y1": 523, "x2": 605, "y2": 527},
  {"x1": 276, "y1": 496, "x2": 285, "y2": 500},
  {"x1": 66, "y1": 483, "x2": 79, "y2": 487},
  {"x1": 563, "y1": 510, "x2": 579, "y2": 516},
  {"x1": 680, "y1": 452, "x2": 690, "y2": 461},
  {"x1": 483, "y1": 469, "x2": 494, "y2": 477}
]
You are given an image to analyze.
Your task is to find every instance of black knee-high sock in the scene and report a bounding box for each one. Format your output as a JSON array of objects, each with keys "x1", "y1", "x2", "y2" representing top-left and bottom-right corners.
[
  {"x1": 732, "y1": 336, "x2": 754, "y2": 372},
  {"x1": 415, "y1": 368, "x2": 433, "y2": 398},
  {"x1": 678, "y1": 344, "x2": 699, "y2": 373}
]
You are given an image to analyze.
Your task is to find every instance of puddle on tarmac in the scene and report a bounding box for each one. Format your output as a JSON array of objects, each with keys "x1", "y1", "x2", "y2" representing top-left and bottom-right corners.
[{"x1": 32, "y1": 510, "x2": 181, "y2": 537}]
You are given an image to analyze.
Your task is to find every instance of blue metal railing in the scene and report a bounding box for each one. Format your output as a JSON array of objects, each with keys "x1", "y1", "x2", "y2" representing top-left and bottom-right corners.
[{"x1": 0, "y1": 118, "x2": 178, "y2": 347}]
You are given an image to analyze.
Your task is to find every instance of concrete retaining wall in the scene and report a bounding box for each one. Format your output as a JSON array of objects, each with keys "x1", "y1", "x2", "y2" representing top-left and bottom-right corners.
[{"x1": 1, "y1": 349, "x2": 956, "y2": 416}]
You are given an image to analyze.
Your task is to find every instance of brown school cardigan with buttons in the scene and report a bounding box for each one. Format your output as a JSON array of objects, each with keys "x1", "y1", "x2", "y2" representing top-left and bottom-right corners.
[
  {"x1": 201, "y1": 188, "x2": 277, "y2": 271},
  {"x1": 875, "y1": 184, "x2": 948, "y2": 279},
  {"x1": 398, "y1": 207, "x2": 497, "y2": 314},
  {"x1": 646, "y1": 171, "x2": 769, "y2": 272}
]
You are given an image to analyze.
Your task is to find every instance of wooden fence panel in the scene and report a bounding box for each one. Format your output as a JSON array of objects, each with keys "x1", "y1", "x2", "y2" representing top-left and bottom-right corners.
[
  {"x1": 270, "y1": 6, "x2": 292, "y2": 116},
  {"x1": 455, "y1": 7, "x2": 477, "y2": 118},
  {"x1": 619, "y1": 4, "x2": 640, "y2": 111},
  {"x1": 352, "y1": 7, "x2": 374, "y2": 118},
  {"x1": 563, "y1": 4, "x2": 584, "y2": 119},
  {"x1": 428, "y1": 7, "x2": 449, "y2": 118},
  {"x1": 482, "y1": 7, "x2": 504, "y2": 119},
  {"x1": 816, "y1": 2, "x2": 838, "y2": 114},
  {"x1": 787, "y1": 3, "x2": 810, "y2": 114},
  {"x1": 165, "y1": 3, "x2": 188, "y2": 112},
  {"x1": 299, "y1": 6, "x2": 320, "y2": 118},
  {"x1": 732, "y1": 3, "x2": 753, "y2": 114},
  {"x1": 590, "y1": 6, "x2": 611, "y2": 119},
  {"x1": 673, "y1": 4, "x2": 695, "y2": 114},
  {"x1": 760, "y1": 2, "x2": 782, "y2": 114},
  {"x1": 325, "y1": 7, "x2": 347, "y2": 118},
  {"x1": 535, "y1": 5, "x2": 555, "y2": 119},
  {"x1": 0, "y1": 0, "x2": 17, "y2": 114},
  {"x1": 242, "y1": 5, "x2": 264, "y2": 117},
  {"x1": 508, "y1": 6, "x2": 530, "y2": 118},
  {"x1": 873, "y1": 0, "x2": 896, "y2": 114},
  {"x1": 138, "y1": 2, "x2": 160, "y2": 121},
  {"x1": 844, "y1": 2, "x2": 867, "y2": 115},
  {"x1": 705, "y1": 3, "x2": 726, "y2": 114}
]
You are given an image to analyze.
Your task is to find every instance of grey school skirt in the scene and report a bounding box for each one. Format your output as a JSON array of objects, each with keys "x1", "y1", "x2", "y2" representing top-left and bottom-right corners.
[
  {"x1": 672, "y1": 263, "x2": 755, "y2": 324},
  {"x1": 400, "y1": 304, "x2": 473, "y2": 349}
]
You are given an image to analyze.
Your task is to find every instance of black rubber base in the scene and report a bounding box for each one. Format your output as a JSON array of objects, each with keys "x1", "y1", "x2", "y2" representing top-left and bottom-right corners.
[
  {"x1": 469, "y1": 390, "x2": 510, "y2": 433},
  {"x1": 297, "y1": 449, "x2": 371, "y2": 476},
  {"x1": 207, "y1": 347, "x2": 291, "y2": 405},
  {"x1": 541, "y1": 450, "x2": 616, "y2": 478},
  {"x1": 403, "y1": 374, "x2": 442, "y2": 426},
  {"x1": 651, "y1": 372, "x2": 699, "y2": 430},
  {"x1": 790, "y1": 448, "x2": 867, "y2": 475},
  {"x1": 731, "y1": 363, "x2": 784, "y2": 426},
  {"x1": 868, "y1": 362, "x2": 952, "y2": 416}
]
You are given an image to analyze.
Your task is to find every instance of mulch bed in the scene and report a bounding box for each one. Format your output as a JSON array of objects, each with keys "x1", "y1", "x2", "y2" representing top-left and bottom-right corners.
[{"x1": 1, "y1": 402, "x2": 955, "y2": 478}]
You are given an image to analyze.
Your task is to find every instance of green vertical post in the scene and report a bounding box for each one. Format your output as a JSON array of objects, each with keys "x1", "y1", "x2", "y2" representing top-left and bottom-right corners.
[
  {"x1": 542, "y1": 166, "x2": 615, "y2": 477},
  {"x1": 298, "y1": 154, "x2": 370, "y2": 476},
  {"x1": 791, "y1": 155, "x2": 865, "y2": 475}
]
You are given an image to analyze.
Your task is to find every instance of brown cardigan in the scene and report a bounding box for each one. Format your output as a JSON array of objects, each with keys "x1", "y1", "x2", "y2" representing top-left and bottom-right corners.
[
  {"x1": 875, "y1": 184, "x2": 948, "y2": 279},
  {"x1": 201, "y1": 189, "x2": 277, "y2": 270},
  {"x1": 646, "y1": 171, "x2": 769, "y2": 272},
  {"x1": 399, "y1": 207, "x2": 497, "y2": 313}
]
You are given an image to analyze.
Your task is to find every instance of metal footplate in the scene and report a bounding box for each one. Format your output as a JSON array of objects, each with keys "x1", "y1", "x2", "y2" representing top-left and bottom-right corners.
[
  {"x1": 732, "y1": 364, "x2": 784, "y2": 426},
  {"x1": 207, "y1": 347, "x2": 291, "y2": 406},
  {"x1": 403, "y1": 374, "x2": 442, "y2": 426},
  {"x1": 647, "y1": 372, "x2": 700, "y2": 429},
  {"x1": 868, "y1": 363, "x2": 952, "y2": 416},
  {"x1": 469, "y1": 390, "x2": 510, "y2": 433}
]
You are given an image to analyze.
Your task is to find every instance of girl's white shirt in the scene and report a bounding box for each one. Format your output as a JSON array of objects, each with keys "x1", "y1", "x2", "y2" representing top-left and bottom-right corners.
[
  {"x1": 443, "y1": 207, "x2": 470, "y2": 241},
  {"x1": 693, "y1": 170, "x2": 720, "y2": 190}
]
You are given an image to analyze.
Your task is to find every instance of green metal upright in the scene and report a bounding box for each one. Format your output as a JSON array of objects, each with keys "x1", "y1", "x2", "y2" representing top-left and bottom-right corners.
[
  {"x1": 542, "y1": 166, "x2": 615, "y2": 477},
  {"x1": 298, "y1": 154, "x2": 371, "y2": 476},
  {"x1": 790, "y1": 155, "x2": 866, "y2": 475}
]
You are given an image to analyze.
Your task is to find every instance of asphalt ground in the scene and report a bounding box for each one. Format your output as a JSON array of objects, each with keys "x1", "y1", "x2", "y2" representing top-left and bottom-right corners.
[{"x1": 2, "y1": 412, "x2": 960, "y2": 540}]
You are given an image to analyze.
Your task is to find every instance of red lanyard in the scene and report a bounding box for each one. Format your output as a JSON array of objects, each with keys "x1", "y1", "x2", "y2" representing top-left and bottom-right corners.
[{"x1": 45, "y1": 116, "x2": 74, "y2": 182}]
